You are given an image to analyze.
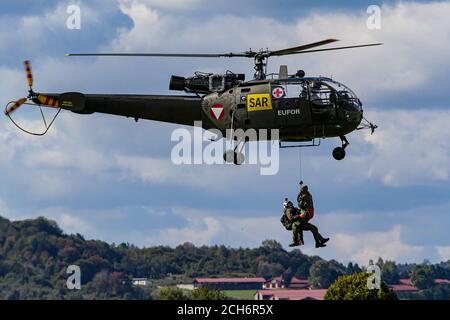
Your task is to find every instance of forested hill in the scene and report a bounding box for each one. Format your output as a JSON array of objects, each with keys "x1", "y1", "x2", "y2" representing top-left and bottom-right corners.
[
  {"x1": 0, "y1": 215, "x2": 336, "y2": 299},
  {"x1": 1, "y1": 216, "x2": 448, "y2": 300}
]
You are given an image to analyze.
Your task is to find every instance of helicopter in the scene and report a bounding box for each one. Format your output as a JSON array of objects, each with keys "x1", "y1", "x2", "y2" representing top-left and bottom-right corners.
[{"x1": 5, "y1": 38, "x2": 379, "y2": 164}]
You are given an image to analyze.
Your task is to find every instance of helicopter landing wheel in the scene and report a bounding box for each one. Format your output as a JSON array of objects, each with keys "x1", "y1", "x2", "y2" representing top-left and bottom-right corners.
[
  {"x1": 332, "y1": 147, "x2": 346, "y2": 160},
  {"x1": 333, "y1": 135, "x2": 349, "y2": 160},
  {"x1": 223, "y1": 150, "x2": 245, "y2": 165}
]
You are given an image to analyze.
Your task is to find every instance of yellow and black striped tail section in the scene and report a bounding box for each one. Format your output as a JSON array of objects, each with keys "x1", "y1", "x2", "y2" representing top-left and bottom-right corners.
[
  {"x1": 24, "y1": 60, "x2": 33, "y2": 88},
  {"x1": 4, "y1": 98, "x2": 27, "y2": 115},
  {"x1": 37, "y1": 95, "x2": 59, "y2": 108}
]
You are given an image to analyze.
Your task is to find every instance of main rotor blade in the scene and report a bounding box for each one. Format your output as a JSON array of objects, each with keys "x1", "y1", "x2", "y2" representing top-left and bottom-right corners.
[
  {"x1": 269, "y1": 38, "x2": 339, "y2": 56},
  {"x1": 276, "y1": 43, "x2": 383, "y2": 56},
  {"x1": 65, "y1": 52, "x2": 248, "y2": 58}
]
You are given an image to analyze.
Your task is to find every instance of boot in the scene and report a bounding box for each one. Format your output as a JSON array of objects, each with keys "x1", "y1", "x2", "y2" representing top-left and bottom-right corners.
[{"x1": 315, "y1": 242, "x2": 327, "y2": 248}]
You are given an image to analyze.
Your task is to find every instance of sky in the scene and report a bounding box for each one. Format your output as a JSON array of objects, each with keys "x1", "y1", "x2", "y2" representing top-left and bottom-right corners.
[{"x1": 1, "y1": 0, "x2": 450, "y2": 266}]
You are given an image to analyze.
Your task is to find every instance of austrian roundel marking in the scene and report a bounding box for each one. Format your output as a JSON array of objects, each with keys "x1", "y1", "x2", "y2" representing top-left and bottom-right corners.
[
  {"x1": 210, "y1": 104, "x2": 225, "y2": 121},
  {"x1": 272, "y1": 87, "x2": 285, "y2": 99}
]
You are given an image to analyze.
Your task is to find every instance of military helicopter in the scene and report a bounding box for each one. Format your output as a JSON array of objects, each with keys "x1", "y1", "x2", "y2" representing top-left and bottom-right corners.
[{"x1": 5, "y1": 39, "x2": 379, "y2": 164}]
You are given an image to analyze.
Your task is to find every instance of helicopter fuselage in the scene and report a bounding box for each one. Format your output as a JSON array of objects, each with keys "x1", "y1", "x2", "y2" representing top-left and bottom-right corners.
[{"x1": 201, "y1": 77, "x2": 363, "y2": 142}]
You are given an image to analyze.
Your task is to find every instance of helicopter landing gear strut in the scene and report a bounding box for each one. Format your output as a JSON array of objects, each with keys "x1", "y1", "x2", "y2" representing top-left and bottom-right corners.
[
  {"x1": 223, "y1": 136, "x2": 245, "y2": 165},
  {"x1": 332, "y1": 135, "x2": 349, "y2": 161},
  {"x1": 223, "y1": 110, "x2": 245, "y2": 165}
]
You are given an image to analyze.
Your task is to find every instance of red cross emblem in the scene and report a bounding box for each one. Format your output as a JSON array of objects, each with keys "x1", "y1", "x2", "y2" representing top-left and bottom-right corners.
[{"x1": 272, "y1": 87, "x2": 285, "y2": 98}]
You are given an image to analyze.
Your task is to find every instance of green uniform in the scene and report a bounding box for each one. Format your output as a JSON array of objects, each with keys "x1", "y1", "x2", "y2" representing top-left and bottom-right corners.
[
  {"x1": 284, "y1": 206, "x2": 304, "y2": 244},
  {"x1": 297, "y1": 190, "x2": 314, "y2": 212},
  {"x1": 284, "y1": 206, "x2": 298, "y2": 222},
  {"x1": 296, "y1": 189, "x2": 326, "y2": 246},
  {"x1": 292, "y1": 220, "x2": 304, "y2": 244},
  {"x1": 301, "y1": 222, "x2": 325, "y2": 245}
]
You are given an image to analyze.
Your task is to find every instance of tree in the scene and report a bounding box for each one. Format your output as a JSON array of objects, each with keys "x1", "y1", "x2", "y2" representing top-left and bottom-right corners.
[
  {"x1": 282, "y1": 268, "x2": 294, "y2": 287},
  {"x1": 346, "y1": 262, "x2": 362, "y2": 275},
  {"x1": 309, "y1": 260, "x2": 343, "y2": 289},
  {"x1": 189, "y1": 287, "x2": 228, "y2": 300},
  {"x1": 156, "y1": 287, "x2": 227, "y2": 300},
  {"x1": 380, "y1": 259, "x2": 400, "y2": 284},
  {"x1": 256, "y1": 261, "x2": 284, "y2": 279},
  {"x1": 397, "y1": 284, "x2": 450, "y2": 300},
  {"x1": 294, "y1": 259, "x2": 312, "y2": 278},
  {"x1": 157, "y1": 287, "x2": 188, "y2": 300},
  {"x1": 411, "y1": 266, "x2": 435, "y2": 289},
  {"x1": 325, "y1": 272, "x2": 397, "y2": 300},
  {"x1": 261, "y1": 240, "x2": 283, "y2": 252},
  {"x1": 88, "y1": 270, "x2": 133, "y2": 298}
]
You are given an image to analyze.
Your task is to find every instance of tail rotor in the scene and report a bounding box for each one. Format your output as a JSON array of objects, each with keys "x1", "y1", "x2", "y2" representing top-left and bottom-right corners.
[
  {"x1": 24, "y1": 60, "x2": 33, "y2": 90},
  {"x1": 4, "y1": 60, "x2": 61, "y2": 136},
  {"x1": 4, "y1": 98, "x2": 27, "y2": 116},
  {"x1": 4, "y1": 60, "x2": 59, "y2": 116}
]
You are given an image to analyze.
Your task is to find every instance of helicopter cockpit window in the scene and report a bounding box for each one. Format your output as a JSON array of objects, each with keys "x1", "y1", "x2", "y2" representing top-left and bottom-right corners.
[
  {"x1": 320, "y1": 79, "x2": 362, "y2": 112},
  {"x1": 308, "y1": 81, "x2": 333, "y2": 106},
  {"x1": 305, "y1": 80, "x2": 337, "y2": 123},
  {"x1": 276, "y1": 83, "x2": 302, "y2": 98}
]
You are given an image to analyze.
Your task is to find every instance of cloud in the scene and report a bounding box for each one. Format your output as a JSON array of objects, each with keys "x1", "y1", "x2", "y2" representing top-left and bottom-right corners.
[
  {"x1": 148, "y1": 216, "x2": 221, "y2": 247},
  {"x1": 123, "y1": 207, "x2": 288, "y2": 247},
  {"x1": 106, "y1": 1, "x2": 450, "y2": 105},
  {"x1": 436, "y1": 246, "x2": 450, "y2": 262},
  {"x1": 4, "y1": 1, "x2": 450, "y2": 103},
  {"x1": 114, "y1": 153, "x2": 264, "y2": 192},
  {"x1": 10, "y1": 200, "x2": 445, "y2": 265},
  {"x1": 289, "y1": 108, "x2": 450, "y2": 188},
  {"x1": 0, "y1": 198, "x2": 9, "y2": 217},
  {"x1": 119, "y1": 0, "x2": 202, "y2": 11},
  {"x1": 1, "y1": 0, "x2": 450, "y2": 266},
  {"x1": 111, "y1": 0, "x2": 317, "y2": 54},
  {"x1": 0, "y1": 66, "x2": 24, "y2": 106},
  {"x1": 21, "y1": 148, "x2": 110, "y2": 172},
  {"x1": 58, "y1": 212, "x2": 93, "y2": 234},
  {"x1": 323, "y1": 225, "x2": 425, "y2": 265},
  {"x1": 362, "y1": 110, "x2": 450, "y2": 186},
  {"x1": 110, "y1": 206, "x2": 438, "y2": 265},
  {"x1": 0, "y1": 114, "x2": 116, "y2": 200},
  {"x1": 0, "y1": 2, "x2": 112, "y2": 63},
  {"x1": 291, "y1": 2, "x2": 450, "y2": 104}
]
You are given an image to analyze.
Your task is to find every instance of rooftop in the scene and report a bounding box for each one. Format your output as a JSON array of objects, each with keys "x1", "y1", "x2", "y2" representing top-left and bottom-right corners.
[
  {"x1": 389, "y1": 279, "x2": 418, "y2": 292},
  {"x1": 435, "y1": 279, "x2": 450, "y2": 284}
]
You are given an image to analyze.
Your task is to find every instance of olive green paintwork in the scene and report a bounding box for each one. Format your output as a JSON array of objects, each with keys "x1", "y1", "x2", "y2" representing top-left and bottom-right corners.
[{"x1": 41, "y1": 77, "x2": 363, "y2": 143}]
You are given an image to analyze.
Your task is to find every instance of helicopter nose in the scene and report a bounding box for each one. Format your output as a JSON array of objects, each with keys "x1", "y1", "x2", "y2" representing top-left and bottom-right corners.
[
  {"x1": 350, "y1": 103, "x2": 363, "y2": 123},
  {"x1": 341, "y1": 99, "x2": 363, "y2": 127}
]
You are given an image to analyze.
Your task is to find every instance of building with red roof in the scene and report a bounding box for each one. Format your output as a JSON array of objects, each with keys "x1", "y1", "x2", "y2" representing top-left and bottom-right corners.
[
  {"x1": 434, "y1": 279, "x2": 450, "y2": 285},
  {"x1": 289, "y1": 277, "x2": 310, "y2": 289},
  {"x1": 264, "y1": 276, "x2": 309, "y2": 289},
  {"x1": 388, "y1": 278, "x2": 449, "y2": 294},
  {"x1": 389, "y1": 279, "x2": 419, "y2": 292}
]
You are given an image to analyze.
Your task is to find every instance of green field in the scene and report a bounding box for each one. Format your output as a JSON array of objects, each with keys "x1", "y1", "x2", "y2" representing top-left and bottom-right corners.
[{"x1": 223, "y1": 290, "x2": 257, "y2": 300}]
